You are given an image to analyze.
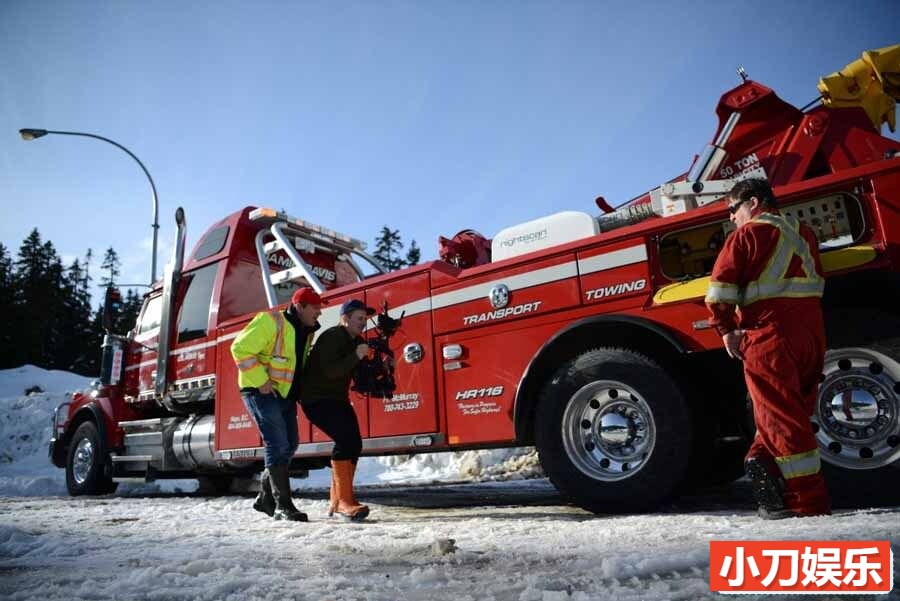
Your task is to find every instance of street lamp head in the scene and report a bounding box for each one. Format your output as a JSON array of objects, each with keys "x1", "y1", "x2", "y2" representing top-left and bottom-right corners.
[{"x1": 19, "y1": 128, "x2": 49, "y2": 141}]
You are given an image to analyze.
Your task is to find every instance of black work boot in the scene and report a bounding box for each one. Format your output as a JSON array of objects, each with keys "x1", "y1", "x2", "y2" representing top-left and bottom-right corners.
[
  {"x1": 252, "y1": 469, "x2": 276, "y2": 517},
  {"x1": 745, "y1": 457, "x2": 790, "y2": 519},
  {"x1": 268, "y1": 464, "x2": 308, "y2": 522}
]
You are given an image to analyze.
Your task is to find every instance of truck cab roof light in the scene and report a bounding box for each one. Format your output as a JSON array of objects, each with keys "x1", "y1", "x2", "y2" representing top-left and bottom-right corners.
[{"x1": 249, "y1": 207, "x2": 367, "y2": 251}]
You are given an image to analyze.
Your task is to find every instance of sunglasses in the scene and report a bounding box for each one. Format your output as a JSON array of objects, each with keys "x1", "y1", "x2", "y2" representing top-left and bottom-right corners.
[{"x1": 727, "y1": 199, "x2": 748, "y2": 215}]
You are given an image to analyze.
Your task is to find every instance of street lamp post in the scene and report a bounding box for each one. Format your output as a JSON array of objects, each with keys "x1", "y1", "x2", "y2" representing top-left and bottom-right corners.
[{"x1": 18, "y1": 128, "x2": 160, "y2": 285}]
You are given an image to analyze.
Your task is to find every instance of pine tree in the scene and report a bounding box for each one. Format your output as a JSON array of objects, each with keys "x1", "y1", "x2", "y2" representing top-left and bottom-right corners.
[
  {"x1": 86, "y1": 306, "x2": 106, "y2": 373},
  {"x1": 373, "y1": 226, "x2": 405, "y2": 271},
  {"x1": 0, "y1": 243, "x2": 15, "y2": 368},
  {"x1": 82, "y1": 249, "x2": 94, "y2": 298},
  {"x1": 117, "y1": 288, "x2": 143, "y2": 333},
  {"x1": 0, "y1": 243, "x2": 12, "y2": 289},
  {"x1": 2, "y1": 230, "x2": 107, "y2": 373},
  {"x1": 44, "y1": 244, "x2": 67, "y2": 369},
  {"x1": 55, "y1": 258, "x2": 99, "y2": 373},
  {"x1": 14, "y1": 229, "x2": 59, "y2": 367},
  {"x1": 100, "y1": 247, "x2": 121, "y2": 287},
  {"x1": 405, "y1": 240, "x2": 421, "y2": 267},
  {"x1": 57, "y1": 259, "x2": 82, "y2": 370}
]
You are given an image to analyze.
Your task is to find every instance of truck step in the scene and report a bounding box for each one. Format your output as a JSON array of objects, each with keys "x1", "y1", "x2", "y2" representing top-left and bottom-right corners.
[
  {"x1": 119, "y1": 418, "x2": 165, "y2": 431},
  {"x1": 124, "y1": 431, "x2": 163, "y2": 445},
  {"x1": 111, "y1": 455, "x2": 155, "y2": 463}
]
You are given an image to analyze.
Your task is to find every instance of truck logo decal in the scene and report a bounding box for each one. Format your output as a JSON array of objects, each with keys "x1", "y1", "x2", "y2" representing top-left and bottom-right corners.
[
  {"x1": 489, "y1": 284, "x2": 510, "y2": 309},
  {"x1": 455, "y1": 387, "x2": 504, "y2": 416},
  {"x1": 717, "y1": 152, "x2": 765, "y2": 179},
  {"x1": 267, "y1": 253, "x2": 337, "y2": 282},
  {"x1": 499, "y1": 228, "x2": 548, "y2": 248},
  {"x1": 455, "y1": 386, "x2": 504, "y2": 400},
  {"x1": 585, "y1": 278, "x2": 647, "y2": 300},
  {"x1": 463, "y1": 301, "x2": 542, "y2": 325}
]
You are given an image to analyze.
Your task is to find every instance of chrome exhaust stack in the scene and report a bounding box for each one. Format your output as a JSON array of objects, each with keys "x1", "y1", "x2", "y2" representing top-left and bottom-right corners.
[{"x1": 156, "y1": 207, "x2": 186, "y2": 411}]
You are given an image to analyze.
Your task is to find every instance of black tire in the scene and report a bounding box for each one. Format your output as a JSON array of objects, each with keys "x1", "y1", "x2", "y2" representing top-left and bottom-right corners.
[
  {"x1": 535, "y1": 348, "x2": 692, "y2": 513},
  {"x1": 65, "y1": 421, "x2": 117, "y2": 496},
  {"x1": 196, "y1": 475, "x2": 234, "y2": 496},
  {"x1": 702, "y1": 391, "x2": 754, "y2": 486},
  {"x1": 680, "y1": 355, "x2": 752, "y2": 490}
]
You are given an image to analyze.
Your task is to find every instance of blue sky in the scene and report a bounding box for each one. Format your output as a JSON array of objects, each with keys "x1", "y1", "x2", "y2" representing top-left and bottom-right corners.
[{"x1": 2, "y1": 1, "x2": 898, "y2": 300}]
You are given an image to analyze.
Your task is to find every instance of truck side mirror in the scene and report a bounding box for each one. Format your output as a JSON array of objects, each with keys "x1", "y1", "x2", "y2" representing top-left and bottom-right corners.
[{"x1": 102, "y1": 286, "x2": 123, "y2": 332}]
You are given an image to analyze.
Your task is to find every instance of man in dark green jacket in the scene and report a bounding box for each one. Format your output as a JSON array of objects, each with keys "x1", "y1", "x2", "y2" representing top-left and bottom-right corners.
[{"x1": 301, "y1": 299, "x2": 373, "y2": 521}]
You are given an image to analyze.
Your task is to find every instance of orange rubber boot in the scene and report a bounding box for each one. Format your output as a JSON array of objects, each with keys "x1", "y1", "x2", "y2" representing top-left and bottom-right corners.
[
  {"x1": 327, "y1": 468, "x2": 338, "y2": 517},
  {"x1": 349, "y1": 461, "x2": 361, "y2": 505},
  {"x1": 331, "y1": 459, "x2": 369, "y2": 521}
]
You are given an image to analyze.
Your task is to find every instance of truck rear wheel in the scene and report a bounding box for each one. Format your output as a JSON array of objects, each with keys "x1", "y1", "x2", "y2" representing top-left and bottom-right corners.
[
  {"x1": 66, "y1": 421, "x2": 117, "y2": 496},
  {"x1": 813, "y1": 340, "x2": 900, "y2": 506},
  {"x1": 535, "y1": 348, "x2": 691, "y2": 513},
  {"x1": 197, "y1": 475, "x2": 235, "y2": 496},
  {"x1": 815, "y1": 345, "x2": 900, "y2": 472}
]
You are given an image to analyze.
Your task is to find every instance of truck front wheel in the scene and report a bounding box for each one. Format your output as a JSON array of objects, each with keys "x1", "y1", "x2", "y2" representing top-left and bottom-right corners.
[
  {"x1": 66, "y1": 421, "x2": 117, "y2": 496},
  {"x1": 535, "y1": 348, "x2": 691, "y2": 513}
]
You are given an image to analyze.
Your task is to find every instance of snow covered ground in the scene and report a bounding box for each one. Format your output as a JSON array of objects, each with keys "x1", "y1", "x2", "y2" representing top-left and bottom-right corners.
[
  {"x1": 1, "y1": 366, "x2": 898, "y2": 600},
  {"x1": 2, "y1": 484, "x2": 899, "y2": 600}
]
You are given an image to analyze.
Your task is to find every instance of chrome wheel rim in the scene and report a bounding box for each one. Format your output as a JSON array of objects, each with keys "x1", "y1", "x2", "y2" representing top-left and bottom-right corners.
[
  {"x1": 561, "y1": 380, "x2": 657, "y2": 481},
  {"x1": 72, "y1": 438, "x2": 94, "y2": 484},
  {"x1": 816, "y1": 347, "x2": 900, "y2": 469}
]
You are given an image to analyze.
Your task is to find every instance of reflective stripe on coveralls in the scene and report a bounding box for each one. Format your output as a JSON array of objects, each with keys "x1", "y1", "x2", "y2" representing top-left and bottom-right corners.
[{"x1": 775, "y1": 448, "x2": 822, "y2": 479}]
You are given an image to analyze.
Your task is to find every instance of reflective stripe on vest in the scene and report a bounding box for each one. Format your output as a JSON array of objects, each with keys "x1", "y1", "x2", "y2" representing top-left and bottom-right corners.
[
  {"x1": 268, "y1": 368, "x2": 293, "y2": 383},
  {"x1": 268, "y1": 311, "x2": 293, "y2": 383},
  {"x1": 775, "y1": 448, "x2": 821, "y2": 479},
  {"x1": 741, "y1": 213, "x2": 824, "y2": 305},
  {"x1": 236, "y1": 356, "x2": 260, "y2": 372},
  {"x1": 272, "y1": 312, "x2": 286, "y2": 359},
  {"x1": 706, "y1": 213, "x2": 825, "y2": 306}
]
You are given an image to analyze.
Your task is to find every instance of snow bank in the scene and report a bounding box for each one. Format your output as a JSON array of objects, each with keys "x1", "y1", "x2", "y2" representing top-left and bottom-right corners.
[
  {"x1": 0, "y1": 365, "x2": 92, "y2": 496},
  {"x1": 0, "y1": 364, "x2": 93, "y2": 398},
  {"x1": 374, "y1": 447, "x2": 542, "y2": 483},
  {"x1": 0, "y1": 366, "x2": 540, "y2": 497}
]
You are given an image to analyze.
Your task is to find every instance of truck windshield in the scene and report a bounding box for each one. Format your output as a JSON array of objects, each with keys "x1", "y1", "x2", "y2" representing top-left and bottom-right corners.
[{"x1": 137, "y1": 295, "x2": 163, "y2": 336}]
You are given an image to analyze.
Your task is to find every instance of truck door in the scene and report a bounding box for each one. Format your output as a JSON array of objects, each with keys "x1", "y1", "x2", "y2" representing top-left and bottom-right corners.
[
  {"x1": 364, "y1": 270, "x2": 438, "y2": 437},
  {"x1": 128, "y1": 293, "x2": 163, "y2": 404},
  {"x1": 167, "y1": 262, "x2": 221, "y2": 409}
]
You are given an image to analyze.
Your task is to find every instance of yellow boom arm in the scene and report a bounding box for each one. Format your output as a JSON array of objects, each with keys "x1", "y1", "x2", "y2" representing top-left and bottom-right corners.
[{"x1": 818, "y1": 43, "x2": 900, "y2": 132}]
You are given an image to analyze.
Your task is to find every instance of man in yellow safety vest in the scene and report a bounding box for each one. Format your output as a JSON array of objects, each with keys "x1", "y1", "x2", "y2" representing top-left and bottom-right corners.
[{"x1": 231, "y1": 287, "x2": 323, "y2": 521}]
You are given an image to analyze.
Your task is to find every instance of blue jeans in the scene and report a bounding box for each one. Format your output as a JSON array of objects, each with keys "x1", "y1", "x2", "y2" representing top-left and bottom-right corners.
[{"x1": 240, "y1": 390, "x2": 299, "y2": 467}]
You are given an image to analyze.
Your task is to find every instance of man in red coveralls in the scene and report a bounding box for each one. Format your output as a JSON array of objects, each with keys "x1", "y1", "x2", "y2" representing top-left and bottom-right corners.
[{"x1": 706, "y1": 178, "x2": 830, "y2": 520}]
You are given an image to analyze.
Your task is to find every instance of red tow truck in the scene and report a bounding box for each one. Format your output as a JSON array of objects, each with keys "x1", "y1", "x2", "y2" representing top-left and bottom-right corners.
[{"x1": 51, "y1": 45, "x2": 900, "y2": 512}]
